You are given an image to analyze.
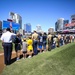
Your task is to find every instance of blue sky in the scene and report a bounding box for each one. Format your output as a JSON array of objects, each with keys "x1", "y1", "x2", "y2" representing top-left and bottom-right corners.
[{"x1": 0, "y1": 0, "x2": 75, "y2": 32}]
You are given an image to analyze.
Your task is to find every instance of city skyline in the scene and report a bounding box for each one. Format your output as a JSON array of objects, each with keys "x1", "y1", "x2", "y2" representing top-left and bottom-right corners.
[{"x1": 0, "y1": 0, "x2": 75, "y2": 32}]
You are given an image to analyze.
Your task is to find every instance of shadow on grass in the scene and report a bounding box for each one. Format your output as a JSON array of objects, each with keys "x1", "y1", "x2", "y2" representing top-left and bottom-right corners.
[{"x1": 10, "y1": 55, "x2": 23, "y2": 64}]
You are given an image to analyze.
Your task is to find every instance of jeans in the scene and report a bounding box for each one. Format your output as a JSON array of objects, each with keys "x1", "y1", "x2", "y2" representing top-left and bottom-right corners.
[{"x1": 33, "y1": 40, "x2": 38, "y2": 55}]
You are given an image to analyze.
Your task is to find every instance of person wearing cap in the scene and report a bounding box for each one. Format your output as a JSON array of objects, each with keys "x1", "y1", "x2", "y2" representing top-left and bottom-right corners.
[{"x1": 0, "y1": 28, "x2": 15, "y2": 65}]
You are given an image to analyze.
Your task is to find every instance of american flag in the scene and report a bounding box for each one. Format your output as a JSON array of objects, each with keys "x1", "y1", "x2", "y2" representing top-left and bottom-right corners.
[{"x1": 10, "y1": 22, "x2": 12, "y2": 30}]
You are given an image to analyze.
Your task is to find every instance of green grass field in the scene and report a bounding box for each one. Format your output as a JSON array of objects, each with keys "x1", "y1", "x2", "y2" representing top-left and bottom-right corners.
[{"x1": 1, "y1": 43, "x2": 75, "y2": 75}]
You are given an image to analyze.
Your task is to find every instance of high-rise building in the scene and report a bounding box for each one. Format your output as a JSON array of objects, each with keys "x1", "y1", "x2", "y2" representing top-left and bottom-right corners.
[
  {"x1": 36, "y1": 25, "x2": 42, "y2": 32},
  {"x1": 56, "y1": 18, "x2": 64, "y2": 31},
  {"x1": 9, "y1": 12, "x2": 22, "y2": 29},
  {"x1": 48, "y1": 27, "x2": 54, "y2": 34},
  {"x1": 71, "y1": 14, "x2": 75, "y2": 23},
  {"x1": 63, "y1": 20, "x2": 69, "y2": 29},
  {"x1": 55, "y1": 22, "x2": 58, "y2": 31},
  {"x1": 24, "y1": 23, "x2": 31, "y2": 33}
]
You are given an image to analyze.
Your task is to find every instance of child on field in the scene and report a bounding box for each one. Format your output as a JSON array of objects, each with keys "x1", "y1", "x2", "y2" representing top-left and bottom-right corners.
[
  {"x1": 27, "y1": 36, "x2": 33, "y2": 58},
  {"x1": 22, "y1": 38, "x2": 27, "y2": 59}
]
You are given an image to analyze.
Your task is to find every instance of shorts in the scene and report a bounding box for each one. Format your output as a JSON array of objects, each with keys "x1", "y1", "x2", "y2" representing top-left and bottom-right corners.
[
  {"x1": 38, "y1": 45, "x2": 42, "y2": 49},
  {"x1": 38, "y1": 42, "x2": 43, "y2": 49},
  {"x1": 43, "y1": 45, "x2": 46, "y2": 49},
  {"x1": 27, "y1": 50, "x2": 33, "y2": 52},
  {"x1": 15, "y1": 43, "x2": 21, "y2": 52},
  {"x1": 23, "y1": 51, "x2": 27, "y2": 54}
]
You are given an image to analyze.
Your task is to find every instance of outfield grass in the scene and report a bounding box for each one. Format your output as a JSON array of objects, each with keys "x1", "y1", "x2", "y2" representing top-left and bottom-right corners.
[{"x1": 1, "y1": 43, "x2": 75, "y2": 75}]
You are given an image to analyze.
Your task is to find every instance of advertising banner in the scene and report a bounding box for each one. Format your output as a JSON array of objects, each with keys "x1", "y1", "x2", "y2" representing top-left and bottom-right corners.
[{"x1": 2, "y1": 21, "x2": 20, "y2": 30}]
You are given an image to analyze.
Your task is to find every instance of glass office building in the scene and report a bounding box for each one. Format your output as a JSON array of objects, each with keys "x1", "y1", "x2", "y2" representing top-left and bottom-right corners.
[
  {"x1": 9, "y1": 12, "x2": 22, "y2": 29},
  {"x1": 71, "y1": 14, "x2": 75, "y2": 23},
  {"x1": 24, "y1": 23, "x2": 31, "y2": 33},
  {"x1": 63, "y1": 20, "x2": 69, "y2": 29}
]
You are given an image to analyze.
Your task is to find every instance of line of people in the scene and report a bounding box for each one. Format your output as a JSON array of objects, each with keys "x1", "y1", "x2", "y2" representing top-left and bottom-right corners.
[
  {"x1": 21, "y1": 31, "x2": 75, "y2": 59},
  {"x1": 0, "y1": 28, "x2": 75, "y2": 65}
]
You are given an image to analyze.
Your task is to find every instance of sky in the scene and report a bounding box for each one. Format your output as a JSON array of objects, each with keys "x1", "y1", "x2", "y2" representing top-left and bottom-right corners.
[{"x1": 0, "y1": 0, "x2": 75, "y2": 32}]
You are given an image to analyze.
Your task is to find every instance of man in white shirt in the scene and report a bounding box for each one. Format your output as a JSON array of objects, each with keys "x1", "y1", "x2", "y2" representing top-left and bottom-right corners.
[{"x1": 0, "y1": 28, "x2": 15, "y2": 65}]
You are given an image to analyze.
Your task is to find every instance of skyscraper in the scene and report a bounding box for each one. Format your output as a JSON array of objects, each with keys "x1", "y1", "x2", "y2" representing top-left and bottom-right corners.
[
  {"x1": 63, "y1": 20, "x2": 69, "y2": 29},
  {"x1": 55, "y1": 22, "x2": 58, "y2": 31},
  {"x1": 71, "y1": 14, "x2": 75, "y2": 23},
  {"x1": 56, "y1": 18, "x2": 64, "y2": 31},
  {"x1": 24, "y1": 23, "x2": 31, "y2": 33},
  {"x1": 48, "y1": 27, "x2": 54, "y2": 34},
  {"x1": 36, "y1": 25, "x2": 42, "y2": 32},
  {"x1": 9, "y1": 12, "x2": 22, "y2": 29}
]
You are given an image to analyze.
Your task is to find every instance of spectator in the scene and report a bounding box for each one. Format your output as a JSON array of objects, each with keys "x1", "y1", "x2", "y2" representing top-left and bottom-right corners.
[
  {"x1": 42, "y1": 32, "x2": 47, "y2": 52},
  {"x1": 47, "y1": 32, "x2": 52, "y2": 51},
  {"x1": 27, "y1": 36, "x2": 33, "y2": 58},
  {"x1": 57, "y1": 33, "x2": 61, "y2": 47},
  {"x1": 14, "y1": 32, "x2": 22, "y2": 61},
  {"x1": 22, "y1": 38, "x2": 27, "y2": 59},
  {"x1": 38, "y1": 33, "x2": 43, "y2": 53},
  {"x1": 32, "y1": 30, "x2": 38, "y2": 55},
  {"x1": 0, "y1": 28, "x2": 15, "y2": 65}
]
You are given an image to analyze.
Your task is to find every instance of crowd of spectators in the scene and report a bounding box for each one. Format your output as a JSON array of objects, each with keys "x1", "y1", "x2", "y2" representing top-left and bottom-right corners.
[
  {"x1": 20, "y1": 31, "x2": 75, "y2": 59},
  {"x1": 1, "y1": 28, "x2": 75, "y2": 65}
]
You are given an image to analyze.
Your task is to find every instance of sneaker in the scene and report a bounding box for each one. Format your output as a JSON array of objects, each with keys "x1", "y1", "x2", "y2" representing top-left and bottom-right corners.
[
  {"x1": 22, "y1": 57, "x2": 26, "y2": 59},
  {"x1": 16, "y1": 58, "x2": 20, "y2": 61},
  {"x1": 28, "y1": 56, "x2": 31, "y2": 58},
  {"x1": 43, "y1": 51, "x2": 45, "y2": 53}
]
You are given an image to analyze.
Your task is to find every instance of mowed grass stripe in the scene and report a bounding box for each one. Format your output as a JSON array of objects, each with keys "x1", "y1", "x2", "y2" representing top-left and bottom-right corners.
[{"x1": 1, "y1": 43, "x2": 75, "y2": 75}]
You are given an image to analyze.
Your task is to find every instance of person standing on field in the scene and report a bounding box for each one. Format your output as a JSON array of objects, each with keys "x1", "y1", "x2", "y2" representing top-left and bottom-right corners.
[
  {"x1": 14, "y1": 32, "x2": 22, "y2": 61},
  {"x1": 0, "y1": 28, "x2": 15, "y2": 65},
  {"x1": 47, "y1": 32, "x2": 52, "y2": 51},
  {"x1": 22, "y1": 38, "x2": 27, "y2": 59},
  {"x1": 32, "y1": 30, "x2": 38, "y2": 55}
]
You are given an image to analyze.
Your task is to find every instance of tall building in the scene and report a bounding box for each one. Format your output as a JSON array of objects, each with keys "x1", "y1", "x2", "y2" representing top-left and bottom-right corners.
[
  {"x1": 55, "y1": 22, "x2": 58, "y2": 31},
  {"x1": 36, "y1": 25, "x2": 42, "y2": 32},
  {"x1": 56, "y1": 18, "x2": 64, "y2": 31},
  {"x1": 24, "y1": 23, "x2": 31, "y2": 33},
  {"x1": 9, "y1": 12, "x2": 22, "y2": 29},
  {"x1": 48, "y1": 28, "x2": 54, "y2": 34},
  {"x1": 63, "y1": 20, "x2": 69, "y2": 29},
  {"x1": 71, "y1": 14, "x2": 75, "y2": 23}
]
